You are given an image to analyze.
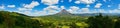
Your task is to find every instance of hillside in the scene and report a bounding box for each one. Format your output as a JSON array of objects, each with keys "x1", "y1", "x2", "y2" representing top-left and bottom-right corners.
[
  {"x1": 0, "y1": 10, "x2": 120, "y2": 28},
  {"x1": 0, "y1": 11, "x2": 32, "y2": 28}
]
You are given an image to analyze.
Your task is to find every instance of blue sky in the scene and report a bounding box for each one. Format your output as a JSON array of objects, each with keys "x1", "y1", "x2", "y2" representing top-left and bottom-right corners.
[{"x1": 0, "y1": 0, "x2": 120, "y2": 16}]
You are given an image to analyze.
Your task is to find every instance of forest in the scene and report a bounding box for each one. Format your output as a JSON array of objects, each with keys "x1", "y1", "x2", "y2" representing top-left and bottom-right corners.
[{"x1": 0, "y1": 11, "x2": 120, "y2": 28}]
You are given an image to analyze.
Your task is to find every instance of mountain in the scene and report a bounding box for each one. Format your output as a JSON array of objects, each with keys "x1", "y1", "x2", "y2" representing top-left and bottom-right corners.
[
  {"x1": 54, "y1": 9, "x2": 98, "y2": 16},
  {"x1": 43, "y1": 9, "x2": 120, "y2": 16},
  {"x1": 54, "y1": 9, "x2": 99, "y2": 16},
  {"x1": 0, "y1": 11, "x2": 30, "y2": 17},
  {"x1": 55, "y1": 9, "x2": 72, "y2": 16},
  {"x1": 73, "y1": 13, "x2": 120, "y2": 16},
  {"x1": 72, "y1": 13, "x2": 99, "y2": 16}
]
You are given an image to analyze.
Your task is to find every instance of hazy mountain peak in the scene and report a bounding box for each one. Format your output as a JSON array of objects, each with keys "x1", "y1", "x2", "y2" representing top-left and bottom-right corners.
[{"x1": 55, "y1": 9, "x2": 71, "y2": 15}]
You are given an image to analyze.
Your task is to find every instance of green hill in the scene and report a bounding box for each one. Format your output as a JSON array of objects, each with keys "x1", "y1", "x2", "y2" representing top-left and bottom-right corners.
[{"x1": 0, "y1": 10, "x2": 120, "y2": 28}]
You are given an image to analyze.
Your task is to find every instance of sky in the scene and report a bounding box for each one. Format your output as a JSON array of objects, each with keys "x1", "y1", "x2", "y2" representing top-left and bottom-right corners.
[{"x1": 0, "y1": 0, "x2": 120, "y2": 16}]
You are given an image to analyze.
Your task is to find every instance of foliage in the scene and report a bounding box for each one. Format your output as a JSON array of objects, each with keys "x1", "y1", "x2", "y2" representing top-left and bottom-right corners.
[{"x1": 0, "y1": 11, "x2": 120, "y2": 28}]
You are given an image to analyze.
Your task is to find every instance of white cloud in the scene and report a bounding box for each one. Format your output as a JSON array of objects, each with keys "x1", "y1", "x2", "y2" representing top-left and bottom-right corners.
[
  {"x1": 70, "y1": 6, "x2": 79, "y2": 11},
  {"x1": 43, "y1": 6, "x2": 60, "y2": 14},
  {"x1": 109, "y1": 9, "x2": 120, "y2": 13},
  {"x1": 68, "y1": 6, "x2": 80, "y2": 13},
  {"x1": 68, "y1": 7, "x2": 106, "y2": 14},
  {"x1": 103, "y1": 0, "x2": 106, "y2": 2},
  {"x1": 0, "y1": 5, "x2": 5, "y2": 9},
  {"x1": 18, "y1": 7, "x2": 33, "y2": 11},
  {"x1": 76, "y1": 0, "x2": 96, "y2": 4},
  {"x1": 91, "y1": 9, "x2": 97, "y2": 13},
  {"x1": 80, "y1": 8, "x2": 90, "y2": 13},
  {"x1": 98, "y1": 9, "x2": 106, "y2": 13},
  {"x1": 16, "y1": 10, "x2": 33, "y2": 16},
  {"x1": 108, "y1": 5, "x2": 111, "y2": 7},
  {"x1": 69, "y1": 0, "x2": 72, "y2": 2},
  {"x1": 95, "y1": 3, "x2": 102, "y2": 8},
  {"x1": 118, "y1": 4, "x2": 120, "y2": 9},
  {"x1": 14, "y1": 10, "x2": 47, "y2": 16},
  {"x1": 86, "y1": 5, "x2": 90, "y2": 7},
  {"x1": 33, "y1": 10, "x2": 47, "y2": 16},
  {"x1": 75, "y1": 1, "x2": 81, "y2": 4},
  {"x1": 16, "y1": 1, "x2": 40, "y2": 16},
  {"x1": 60, "y1": 6, "x2": 65, "y2": 9},
  {"x1": 23, "y1": 1, "x2": 39, "y2": 9},
  {"x1": 21, "y1": 11, "x2": 31, "y2": 15},
  {"x1": 80, "y1": 9, "x2": 107, "y2": 13},
  {"x1": 41, "y1": 0, "x2": 59, "y2": 5},
  {"x1": 68, "y1": 7, "x2": 94, "y2": 14},
  {"x1": 78, "y1": 8, "x2": 98, "y2": 13},
  {"x1": 18, "y1": 1, "x2": 39, "y2": 11},
  {"x1": 61, "y1": 0, "x2": 64, "y2": 2},
  {"x1": 14, "y1": 10, "x2": 31, "y2": 15},
  {"x1": 17, "y1": 5, "x2": 60, "y2": 16},
  {"x1": 7, "y1": 5, "x2": 15, "y2": 8}
]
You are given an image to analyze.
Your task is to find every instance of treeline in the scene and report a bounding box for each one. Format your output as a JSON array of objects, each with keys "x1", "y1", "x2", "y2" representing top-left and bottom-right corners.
[
  {"x1": 0, "y1": 11, "x2": 120, "y2": 28},
  {"x1": 0, "y1": 11, "x2": 41, "y2": 28},
  {"x1": 87, "y1": 13, "x2": 120, "y2": 28}
]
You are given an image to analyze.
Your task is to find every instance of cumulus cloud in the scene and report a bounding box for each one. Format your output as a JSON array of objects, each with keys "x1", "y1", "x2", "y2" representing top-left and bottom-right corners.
[
  {"x1": 95, "y1": 3, "x2": 102, "y2": 8},
  {"x1": 68, "y1": 6, "x2": 80, "y2": 13},
  {"x1": 23, "y1": 1, "x2": 39, "y2": 9},
  {"x1": 109, "y1": 9, "x2": 120, "y2": 13},
  {"x1": 18, "y1": 8, "x2": 32, "y2": 11},
  {"x1": 68, "y1": 7, "x2": 108, "y2": 14},
  {"x1": 68, "y1": 7, "x2": 94, "y2": 14},
  {"x1": 18, "y1": 5, "x2": 59, "y2": 16},
  {"x1": 15, "y1": 10, "x2": 35, "y2": 16},
  {"x1": 16, "y1": 1, "x2": 40, "y2": 16},
  {"x1": 91, "y1": 9, "x2": 98, "y2": 13},
  {"x1": 86, "y1": 5, "x2": 90, "y2": 7},
  {"x1": 60, "y1": 6, "x2": 65, "y2": 9},
  {"x1": 69, "y1": 0, "x2": 72, "y2": 2},
  {"x1": 80, "y1": 9, "x2": 107, "y2": 13},
  {"x1": 98, "y1": 9, "x2": 106, "y2": 13},
  {"x1": 108, "y1": 5, "x2": 111, "y2": 7},
  {"x1": 41, "y1": 0, "x2": 59, "y2": 5},
  {"x1": 0, "y1": 5, "x2": 5, "y2": 9},
  {"x1": 14, "y1": 10, "x2": 47, "y2": 16},
  {"x1": 18, "y1": 1, "x2": 39, "y2": 11},
  {"x1": 33, "y1": 10, "x2": 47, "y2": 16},
  {"x1": 61, "y1": 0, "x2": 64, "y2": 2},
  {"x1": 75, "y1": 0, "x2": 96, "y2": 4},
  {"x1": 75, "y1": 1, "x2": 81, "y2": 4},
  {"x1": 70, "y1": 6, "x2": 79, "y2": 11},
  {"x1": 43, "y1": 6, "x2": 60, "y2": 14},
  {"x1": 118, "y1": 4, "x2": 120, "y2": 9},
  {"x1": 7, "y1": 5, "x2": 15, "y2": 8},
  {"x1": 103, "y1": 0, "x2": 106, "y2": 2},
  {"x1": 81, "y1": 8, "x2": 89, "y2": 13},
  {"x1": 14, "y1": 10, "x2": 30, "y2": 15}
]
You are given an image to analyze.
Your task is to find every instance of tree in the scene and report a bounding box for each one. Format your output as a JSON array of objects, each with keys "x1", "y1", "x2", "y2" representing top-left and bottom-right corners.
[
  {"x1": 31, "y1": 20, "x2": 40, "y2": 28},
  {"x1": 114, "y1": 17, "x2": 120, "y2": 28},
  {"x1": 0, "y1": 12, "x2": 4, "y2": 24},
  {"x1": 0, "y1": 11, "x2": 15, "y2": 28},
  {"x1": 87, "y1": 13, "x2": 113, "y2": 28}
]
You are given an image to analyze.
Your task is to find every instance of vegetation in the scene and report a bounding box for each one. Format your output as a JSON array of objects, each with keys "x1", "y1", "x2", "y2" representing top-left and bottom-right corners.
[{"x1": 0, "y1": 11, "x2": 120, "y2": 28}]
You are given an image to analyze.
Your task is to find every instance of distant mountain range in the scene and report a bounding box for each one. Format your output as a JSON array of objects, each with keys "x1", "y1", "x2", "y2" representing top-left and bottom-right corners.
[
  {"x1": 53, "y1": 9, "x2": 120, "y2": 16},
  {"x1": 1, "y1": 9, "x2": 120, "y2": 17}
]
